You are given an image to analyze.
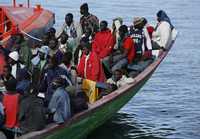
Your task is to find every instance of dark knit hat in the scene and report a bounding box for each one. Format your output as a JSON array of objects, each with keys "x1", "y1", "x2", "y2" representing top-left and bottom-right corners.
[{"x1": 80, "y1": 3, "x2": 88, "y2": 10}]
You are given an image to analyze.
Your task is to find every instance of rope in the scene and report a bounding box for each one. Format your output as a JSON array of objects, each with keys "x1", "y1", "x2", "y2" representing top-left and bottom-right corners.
[{"x1": 20, "y1": 30, "x2": 42, "y2": 42}]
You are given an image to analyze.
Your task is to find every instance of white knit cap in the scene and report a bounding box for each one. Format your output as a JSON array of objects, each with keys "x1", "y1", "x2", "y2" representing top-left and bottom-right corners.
[{"x1": 9, "y1": 51, "x2": 19, "y2": 61}]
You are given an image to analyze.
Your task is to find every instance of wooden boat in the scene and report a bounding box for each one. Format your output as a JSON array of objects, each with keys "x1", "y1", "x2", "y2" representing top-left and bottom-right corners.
[
  {"x1": 0, "y1": 0, "x2": 55, "y2": 74},
  {"x1": 19, "y1": 31, "x2": 177, "y2": 139}
]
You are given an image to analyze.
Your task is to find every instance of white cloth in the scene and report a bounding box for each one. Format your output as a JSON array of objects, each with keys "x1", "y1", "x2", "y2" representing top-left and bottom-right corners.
[
  {"x1": 84, "y1": 54, "x2": 90, "y2": 78},
  {"x1": 143, "y1": 27, "x2": 152, "y2": 50},
  {"x1": 11, "y1": 63, "x2": 25, "y2": 78},
  {"x1": 152, "y1": 21, "x2": 172, "y2": 48},
  {"x1": 107, "y1": 75, "x2": 135, "y2": 88}
]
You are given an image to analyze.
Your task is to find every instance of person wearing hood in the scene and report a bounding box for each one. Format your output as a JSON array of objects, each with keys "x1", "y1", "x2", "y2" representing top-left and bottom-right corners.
[
  {"x1": 31, "y1": 45, "x2": 49, "y2": 86},
  {"x1": 8, "y1": 51, "x2": 25, "y2": 79},
  {"x1": 152, "y1": 10, "x2": 174, "y2": 49},
  {"x1": 92, "y1": 20, "x2": 115, "y2": 59}
]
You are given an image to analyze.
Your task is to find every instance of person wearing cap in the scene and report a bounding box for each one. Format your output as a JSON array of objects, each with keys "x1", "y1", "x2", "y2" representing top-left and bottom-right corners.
[
  {"x1": 8, "y1": 51, "x2": 25, "y2": 79},
  {"x1": 31, "y1": 45, "x2": 49, "y2": 85},
  {"x1": 48, "y1": 77, "x2": 71, "y2": 124},
  {"x1": 92, "y1": 20, "x2": 115, "y2": 59},
  {"x1": 77, "y1": 41, "x2": 106, "y2": 82},
  {"x1": 152, "y1": 10, "x2": 173, "y2": 49},
  {"x1": 129, "y1": 17, "x2": 152, "y2": 61},
  {"x1": 80, "y1": 3, "x2": 99, "y2": 36},
  {"x1": 57, "y1": 13, "x2": 82, "y2": 53}
]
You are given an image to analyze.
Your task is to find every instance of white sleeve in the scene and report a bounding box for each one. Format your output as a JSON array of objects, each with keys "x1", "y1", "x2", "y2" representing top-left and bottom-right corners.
[{"x1": 144, "y1": 27, "x2": 152, "y2": 50}]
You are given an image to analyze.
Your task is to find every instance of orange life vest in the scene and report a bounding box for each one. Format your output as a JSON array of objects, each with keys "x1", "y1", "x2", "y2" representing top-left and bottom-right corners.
[{"x1": 3, "y1": 93, "x2": 20, "y2": 128}]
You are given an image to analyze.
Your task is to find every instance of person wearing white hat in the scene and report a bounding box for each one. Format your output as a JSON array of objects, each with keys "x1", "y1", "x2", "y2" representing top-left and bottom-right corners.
[
  {"x1": 8, "y1": 51, "x2": 25, "y2": 78},
  {"x1": 31, "y1": 46, "x2": 49, "y2": 85}
]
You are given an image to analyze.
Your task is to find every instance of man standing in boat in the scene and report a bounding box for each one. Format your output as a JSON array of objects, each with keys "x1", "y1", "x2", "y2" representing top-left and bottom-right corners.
[
  {"x1": 58, "y1": 13, "x2": 82, "y2": 53},
  {"x1": 80, "y1": 3, "x2": 99, "y2": 36}
]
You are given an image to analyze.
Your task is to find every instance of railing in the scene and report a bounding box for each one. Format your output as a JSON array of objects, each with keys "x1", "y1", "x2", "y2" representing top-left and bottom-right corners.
[{"x1": 13, "y1": 0, "x2": 31, "y2": 8}]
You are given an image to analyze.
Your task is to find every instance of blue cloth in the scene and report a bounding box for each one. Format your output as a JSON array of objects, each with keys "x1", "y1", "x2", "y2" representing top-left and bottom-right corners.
[
  {"x1": 40, "y1": 66, "x2": 72, "y2": 105},
  {"x1": 48, "y1": 87, "x2": 71, "y2": 124},
  {"x1": 16, "y1": 80, "x2": 31, "y2": 95},
  {"x1": 156, "y1": 10, "x2": 174, "y2": 30}
]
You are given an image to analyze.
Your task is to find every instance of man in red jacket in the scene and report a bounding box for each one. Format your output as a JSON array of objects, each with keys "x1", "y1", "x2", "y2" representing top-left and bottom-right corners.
[
  {"x1": 111, "y1": 25, "x2": 135, "y2": 72},
  {"x1": 92, "y1": 20, "x2": 115, "y2": 59},
  {"x1": 77, "y1": 40, "x2": 106, "y2": 82}
]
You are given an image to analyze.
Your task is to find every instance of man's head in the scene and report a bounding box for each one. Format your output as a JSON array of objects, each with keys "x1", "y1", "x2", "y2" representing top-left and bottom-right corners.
[
  {"x1": 48, "y1": 39, "x2": 58, "y2": 50},
  {"x1": 3, "y1": 65, "x2": 12, "y2": 77},
  {"x1": 100, "y1": 20, "x2": 108, "y2": 31},
  {"x1": 113, "y1": 69, "x2": 123, "y2": 82},
  {"x1": 62, "y1": 51, "x2": 72, "y2": 65},
  {"x1": 81, "y1": 40, "x2": 91, "y2": 55},
  {"x1": 118, "y1": 25, "x2": 128, "y2": 39},
  {"x1": 39, "y1": 45, "x2": 49, "y2": 60},
  {"x1": 65, "y1": 13, "x2": 73, "y2": 26},
  {"x1": 60, "y1": 33, "x2": 68, "y2": 44},
  {"x1": 51, "y1": 77, "x2": 65, "y2": 90},
  {"x1": 80, "y1": 3, "x2": 89, "y2": 16},
  {"x1": 133, "y1": 17, "x2": 145, "y2": 29},
  {"x1": 15, "y1": 33, "x2": 24, "y2": 44},
  {"x1": 48, "y1": 27, "x2": 56, "y2": 39},
  {"x1": 5, "y1": 78, "x2": 17, "y2": 92}
]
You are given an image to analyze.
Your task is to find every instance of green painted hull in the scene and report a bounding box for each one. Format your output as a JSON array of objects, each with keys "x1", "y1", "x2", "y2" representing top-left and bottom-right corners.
[
  {"x1": 21, "y1": 39, "x2": 176, "y2": 139},
  {"x1": 43, "y1": 71, "x2": 153, "y2": 139}
]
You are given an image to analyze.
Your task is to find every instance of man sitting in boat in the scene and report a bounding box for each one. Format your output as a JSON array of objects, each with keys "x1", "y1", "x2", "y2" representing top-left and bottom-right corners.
[
  {"x1": 48, "y1": 39, "x2": 63, "y2": 64},
  {"x1": 77, "y1": 39, "x2": 106, "y2": 82},
  {"x1": 92, "y1": 20, "x2": 115, "y2": 59},
  {"x1": 109, "y1": 25, "x2": 136, "y2": 72},
  {"x1": 31, "y1": 45, "x2": 49, "y2": 85},
  {"x1": 2, "y1": 79, "x2": 20, "y2": 139},
  {"x1": 129, "y1": 17, "x2": 152, "y2": 61},
  {"x1": 39, "y1": 55, "x2": 72, "y2": 106},
  {"x1": 152, "y1": 10, "x2": 174, "y2": 50},
  {"x1": 107, "y1": 69, "x2": 135, "y2": 88},
  {"x1": 80, "y1": 3, "x2": 99, "y2": 36},
  {"x1": 48, "y1": 77, "x2": 71, "y2": 124},
  {"x1": 57, "y1": 13, "x2": 82, "y2": 53}
]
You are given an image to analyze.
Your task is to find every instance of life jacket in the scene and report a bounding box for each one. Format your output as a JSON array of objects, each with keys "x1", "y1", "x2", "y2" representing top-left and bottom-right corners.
[{"x1": 3, "y1": 93, "x2": 20, "y2": 128}]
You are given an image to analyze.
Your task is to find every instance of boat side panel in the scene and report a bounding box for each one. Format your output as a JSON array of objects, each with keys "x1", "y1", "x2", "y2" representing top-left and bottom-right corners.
[{"x1": 36, "y1": 71, "x2": 153, "y2": 139}]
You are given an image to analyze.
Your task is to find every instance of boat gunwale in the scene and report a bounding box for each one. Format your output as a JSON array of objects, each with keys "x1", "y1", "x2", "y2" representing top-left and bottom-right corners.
[{"x1": 20, "y1": 38, "x2": 176, "y2": 139}]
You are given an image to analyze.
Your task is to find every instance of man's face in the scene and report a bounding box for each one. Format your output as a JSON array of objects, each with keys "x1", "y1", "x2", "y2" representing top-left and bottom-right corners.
[
  {"x1": 113, "y1": 71, "x2": 122, "y2": 82},
  {"x1": 48, "y1": 40, "x2": 57, "y2": 50},
  {"x1": 65, "y1": 16, "x2": 73, "y2": 26},
  {"x1": 100, "y1": 22, "x2": 107, "y2": 31}
]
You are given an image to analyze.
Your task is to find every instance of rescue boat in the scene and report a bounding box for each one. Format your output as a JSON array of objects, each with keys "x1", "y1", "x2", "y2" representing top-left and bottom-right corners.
[{"x1": 0, "y1": 0, "x2": 55, "y2": 72}]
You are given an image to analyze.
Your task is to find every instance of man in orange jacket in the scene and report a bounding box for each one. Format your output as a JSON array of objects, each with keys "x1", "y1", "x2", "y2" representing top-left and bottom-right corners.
[{"x1": 77, "y1": 39, "x2": 106, "y2": 82}]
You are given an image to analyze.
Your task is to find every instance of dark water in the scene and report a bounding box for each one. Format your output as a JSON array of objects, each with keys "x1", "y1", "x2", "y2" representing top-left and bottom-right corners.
[{"x1": 1, "y1": 0, "x2": 200, "y2": 138}]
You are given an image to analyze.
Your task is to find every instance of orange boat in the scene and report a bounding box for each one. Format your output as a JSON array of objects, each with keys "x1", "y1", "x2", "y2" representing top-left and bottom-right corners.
[{"x1": 0, "y1": 0, "x2": 55, "y2": 73}]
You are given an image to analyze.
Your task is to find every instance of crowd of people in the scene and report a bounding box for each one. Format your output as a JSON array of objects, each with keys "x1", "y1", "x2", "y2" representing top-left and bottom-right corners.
[{"x1": 0, "y1": 3, "x2": 174, "y2": 139}]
